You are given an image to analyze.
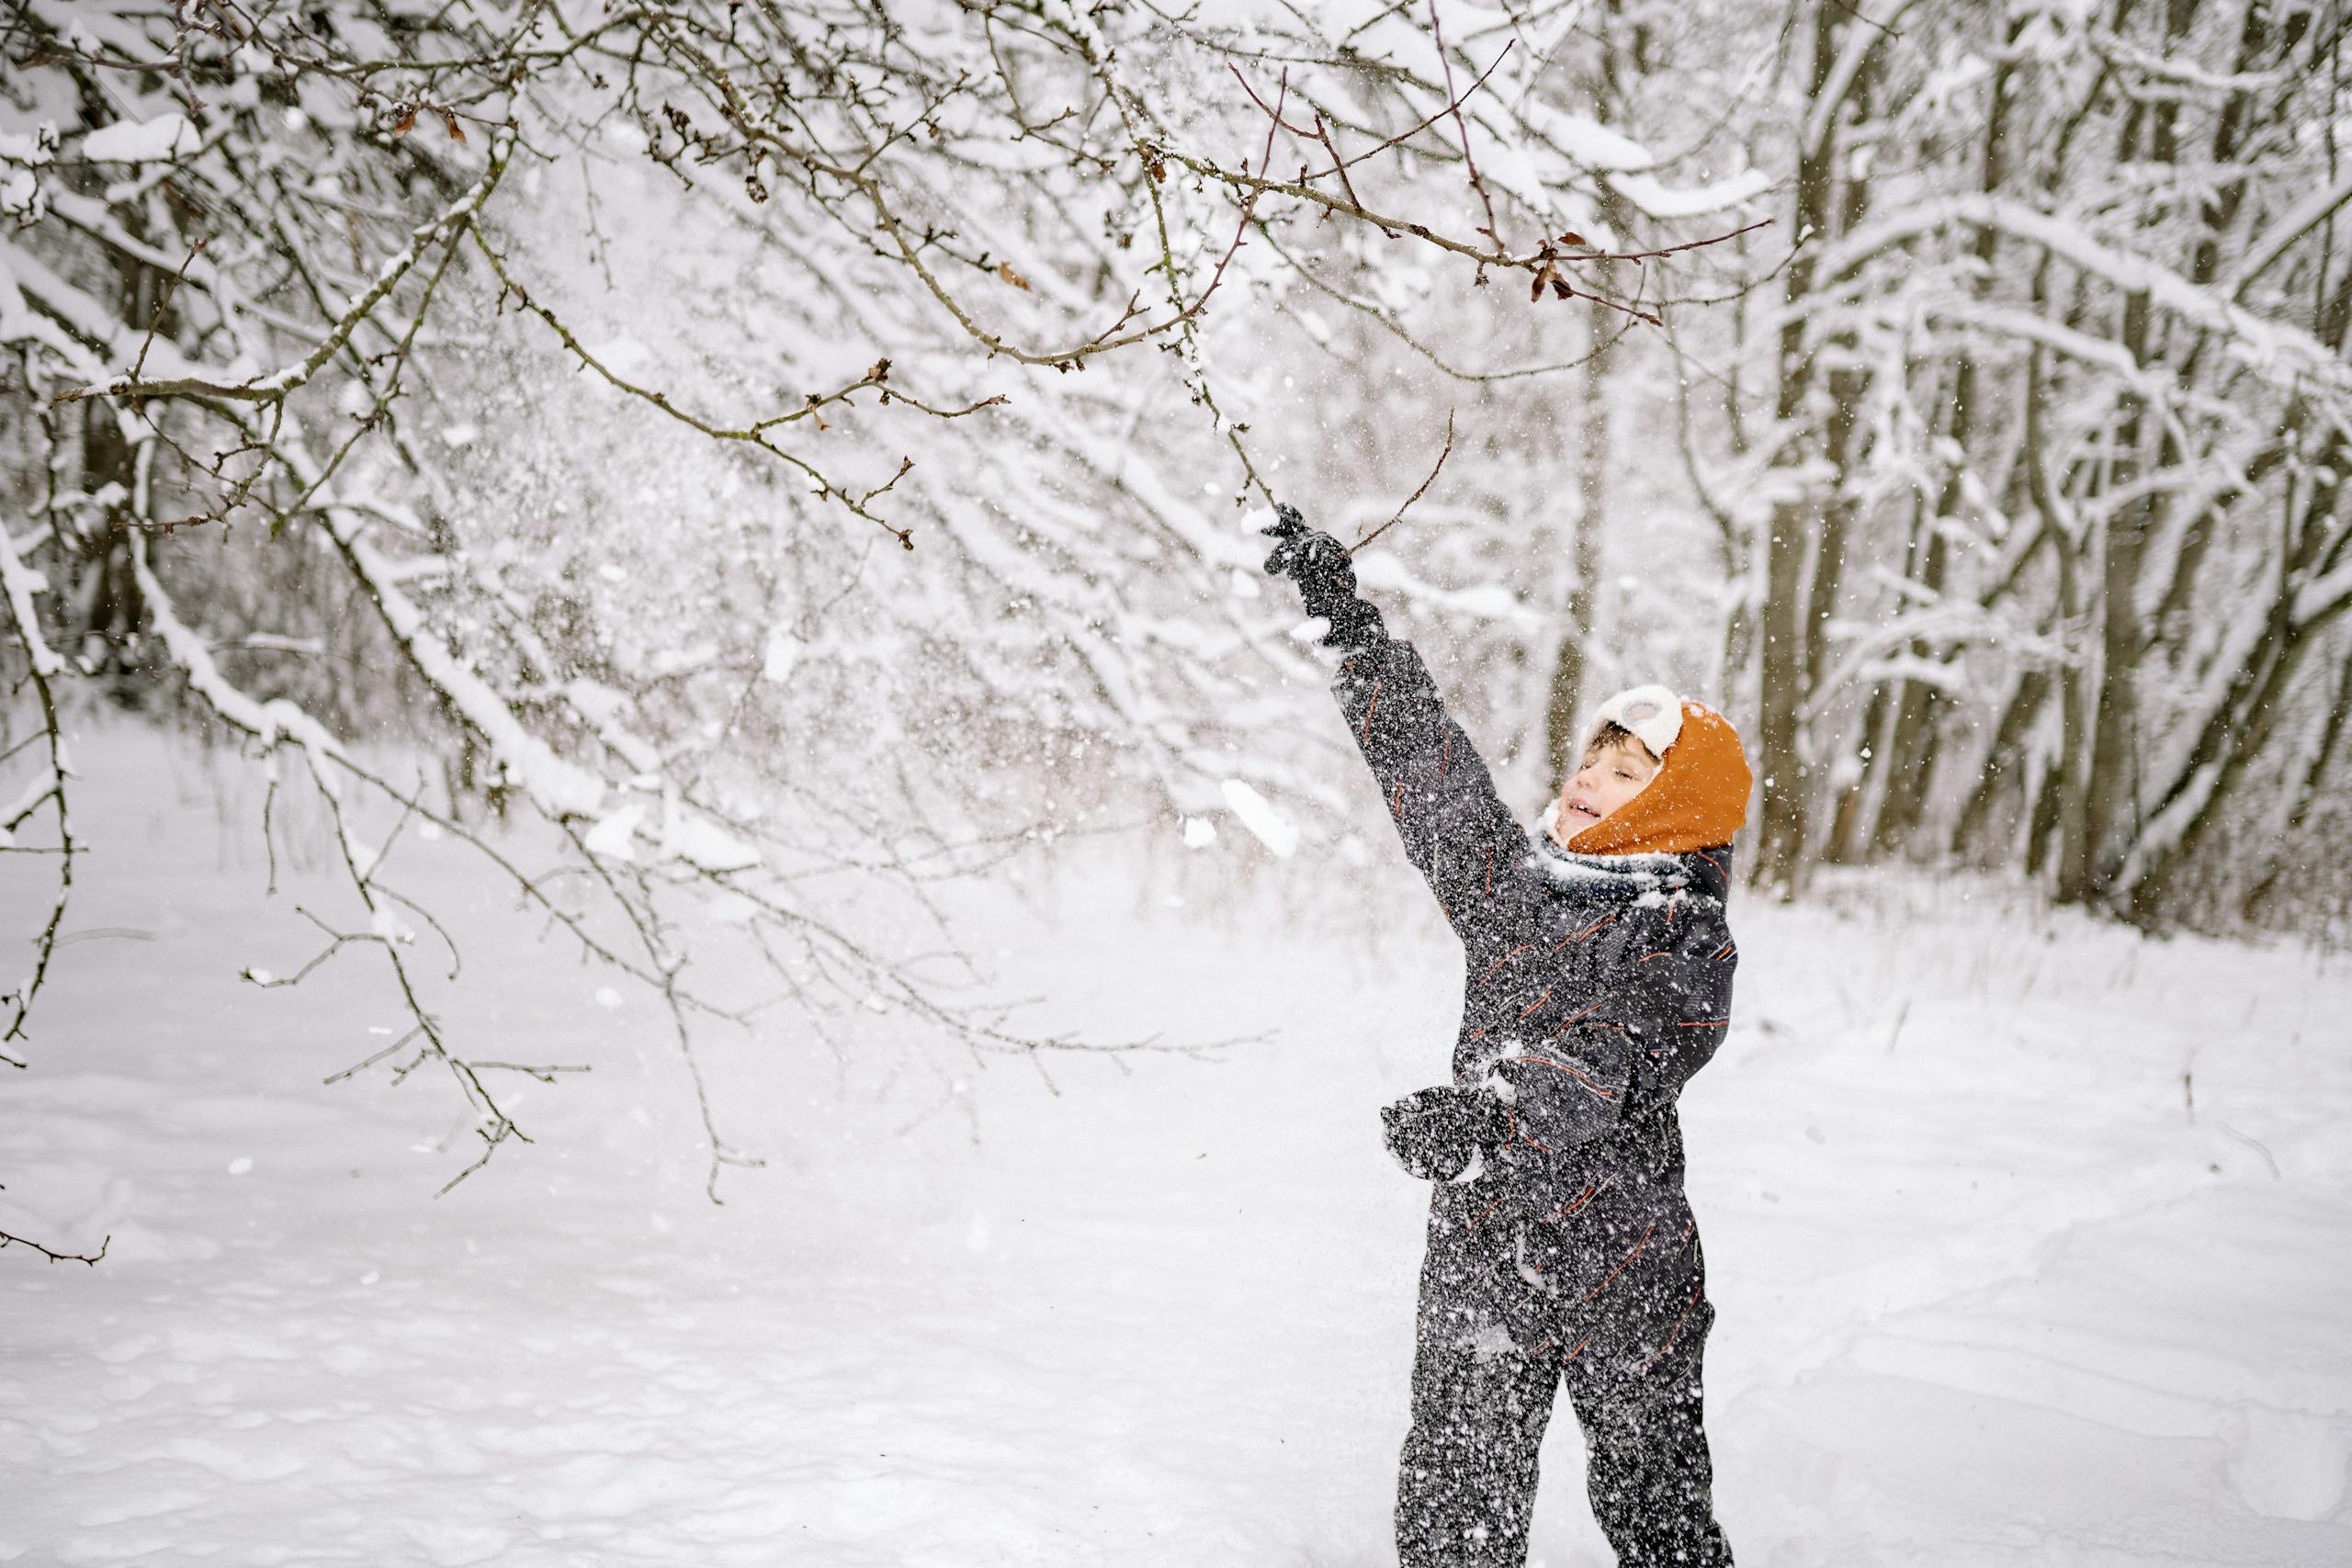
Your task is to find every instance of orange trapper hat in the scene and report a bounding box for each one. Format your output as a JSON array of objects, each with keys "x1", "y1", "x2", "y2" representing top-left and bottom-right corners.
[{"x1": 1566, "y1": 686, "x2": 1754, "y2": 857}]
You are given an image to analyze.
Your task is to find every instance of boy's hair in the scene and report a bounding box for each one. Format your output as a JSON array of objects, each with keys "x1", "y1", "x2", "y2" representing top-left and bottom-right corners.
[{"x1": 1585, "y1": 719, "x2": 1660, "y2": 768}]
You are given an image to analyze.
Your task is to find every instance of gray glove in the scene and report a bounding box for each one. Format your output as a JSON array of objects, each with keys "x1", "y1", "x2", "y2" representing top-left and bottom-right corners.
[
  {"x1": 1381, "y1": 1084, "x2": 1513, "y2": 1182},
  {"x1": 1261, "y1": 502, "x2": 1385, "y2": 649}
]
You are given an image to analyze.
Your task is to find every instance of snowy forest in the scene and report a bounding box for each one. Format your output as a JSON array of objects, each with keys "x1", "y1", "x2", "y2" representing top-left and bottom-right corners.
[{"x1": 6, "y1": 0, "x2": 2351, "y2": 1562}]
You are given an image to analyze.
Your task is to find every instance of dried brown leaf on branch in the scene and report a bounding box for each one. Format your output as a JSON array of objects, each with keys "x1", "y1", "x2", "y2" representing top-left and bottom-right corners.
[{"x1": 998, "y1": 261, "x2": 1033, "y2": 290}]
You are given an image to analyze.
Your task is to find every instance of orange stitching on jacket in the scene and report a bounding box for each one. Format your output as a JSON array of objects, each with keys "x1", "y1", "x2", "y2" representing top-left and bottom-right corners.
[
  {"x1": 1478, "y1": 943, "x2": 1534, "y2": 982},
  {"x1": 1549, "y1": 997, "x2": 1611, "y2": 1036},
  {"x1": 1578, "y1": 1222, "x2": 1656, "y2": 1305},
  {"x1": 1361, "y1": 677, "x2": 1380, "y2": 741},
  {"x1": 1553, "y1": 915, "x2": 1614, "y2": 951},
  {"x1": 1513, "y1": 1053, "x2": 1617, "y2": 1100},
  {"x1": 1561, "y1": 1336, "x2": 1590, "y2": 1365},
  {"x1": 1642, "y1": 1281, "x2": 1706, "y2": 1371},
  {"x1": 1517, "y1": 987, "x2": 1554, "y2": 1020}
]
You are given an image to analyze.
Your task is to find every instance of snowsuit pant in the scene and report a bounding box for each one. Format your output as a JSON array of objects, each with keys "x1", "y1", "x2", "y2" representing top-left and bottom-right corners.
[{"x1": 1396, "y1": 1187, "x2": 1733, "y2": 1568}]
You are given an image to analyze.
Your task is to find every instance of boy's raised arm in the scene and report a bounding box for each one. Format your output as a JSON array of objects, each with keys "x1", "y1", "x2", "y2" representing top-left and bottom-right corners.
[
  {"x1": 1331, "y1": 636, "x2": 1531, "y2": 951},
  {"x1": 1261, "y1": 505, "x2": 1528, "y2": 953}
]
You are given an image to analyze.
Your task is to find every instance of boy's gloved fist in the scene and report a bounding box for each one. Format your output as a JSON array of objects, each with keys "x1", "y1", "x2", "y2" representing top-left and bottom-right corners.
[
  {"x1": 1381, "y1": 1084, "x2": 1513, "y2": 1183},
  {"x1": 1261, "y1": 502, "x2": 1385, "y2": 649}
]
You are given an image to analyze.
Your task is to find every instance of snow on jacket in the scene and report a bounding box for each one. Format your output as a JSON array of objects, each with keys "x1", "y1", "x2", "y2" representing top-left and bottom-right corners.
[{"x1": 1330, "y1": 630, "x2": 1748, "y2": 1222}]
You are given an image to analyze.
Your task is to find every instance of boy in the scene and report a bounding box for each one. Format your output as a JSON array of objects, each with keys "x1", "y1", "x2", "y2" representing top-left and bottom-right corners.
[{"x1": 1262, "y1": 505, "x2": 1747, "y2": 1568}]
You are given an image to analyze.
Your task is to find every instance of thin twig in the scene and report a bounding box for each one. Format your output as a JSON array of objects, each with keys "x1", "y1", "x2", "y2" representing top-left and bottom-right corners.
[
  {"x1": 0, "y1": 1227, "x2": 107, "y2": 1266},
  {"x1": 130, "y1": 238, "x2": 207, "y2": 383},
  {"x1": 1556, "y1": 219, "x2": 1777, "y2": 265},
  {"x1": 1351, "y1": 409, "x2": 1456, "y2": 555},
  {"x1": 1428, "y1": 1, "x2": 1502, "y2": 249},
  {"x1": 1229, "y1": 42, "x2": 1517, "y2": 187}
]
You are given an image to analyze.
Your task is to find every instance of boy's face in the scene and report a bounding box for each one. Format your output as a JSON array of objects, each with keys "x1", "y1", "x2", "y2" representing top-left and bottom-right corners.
[{"x1": 1554, "y1": 737, "x2": 1660, "y2": 840}]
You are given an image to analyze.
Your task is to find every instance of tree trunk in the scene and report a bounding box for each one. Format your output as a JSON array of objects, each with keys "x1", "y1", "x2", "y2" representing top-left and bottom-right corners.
[
  {"x1": 1954, "y1": 666, "x2": 2052, "y2": 863},
  {"x1": 1752, "y1": 0, "x2": 1850, "y2": 892},
  {"x1": 1543, "y1": 303, "x2": 1618, "y2": 779}
]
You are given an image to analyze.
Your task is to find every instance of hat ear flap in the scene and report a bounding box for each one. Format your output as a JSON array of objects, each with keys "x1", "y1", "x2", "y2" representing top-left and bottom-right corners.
[{"x1": 1590, "y1": 683, "x2": 1685, "y2": 757}]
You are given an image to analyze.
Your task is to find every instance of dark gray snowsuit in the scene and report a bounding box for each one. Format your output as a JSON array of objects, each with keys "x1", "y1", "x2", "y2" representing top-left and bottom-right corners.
[{"x1": 1332, "y1": 629, "x2": 1737, "y2": 1568}]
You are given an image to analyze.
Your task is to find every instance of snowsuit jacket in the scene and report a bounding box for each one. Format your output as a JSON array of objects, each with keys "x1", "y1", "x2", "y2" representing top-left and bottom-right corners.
[{"x1": 1334, "y1": 629, "x2": 1736, "y2": 1371}]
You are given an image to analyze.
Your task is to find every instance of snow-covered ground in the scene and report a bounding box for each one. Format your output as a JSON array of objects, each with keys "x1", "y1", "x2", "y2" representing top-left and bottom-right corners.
[{"x1": 6, "y1": 728, "x2": 2350, "y2": 1566}]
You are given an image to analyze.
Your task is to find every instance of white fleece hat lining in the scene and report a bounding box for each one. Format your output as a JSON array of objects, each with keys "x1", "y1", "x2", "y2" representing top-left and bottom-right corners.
[{"x1": 1590, "y1": 683, "x2": 1683, "y2": 758}]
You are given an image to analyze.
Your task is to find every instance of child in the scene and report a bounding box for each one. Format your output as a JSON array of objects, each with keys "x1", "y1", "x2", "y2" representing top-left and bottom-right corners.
[{"x1": 1262, "y1": 505, "x2": 1747, "y2": 1568}]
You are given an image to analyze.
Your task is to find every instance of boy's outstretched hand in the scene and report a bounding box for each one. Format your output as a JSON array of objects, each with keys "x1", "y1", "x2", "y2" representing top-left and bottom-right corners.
[
  {"x1": 1262, "y1": 502, "x2": 1385, "y2": 649},
  {"x1": 1381, "y1": 1085, "x2": 1512, "y2": 1183}
]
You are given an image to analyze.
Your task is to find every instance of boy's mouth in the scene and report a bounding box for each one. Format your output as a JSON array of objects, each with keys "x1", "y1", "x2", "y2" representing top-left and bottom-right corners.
[{"x1": 1566, "y1": 799, "x2": 1600, "y2": 822}]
